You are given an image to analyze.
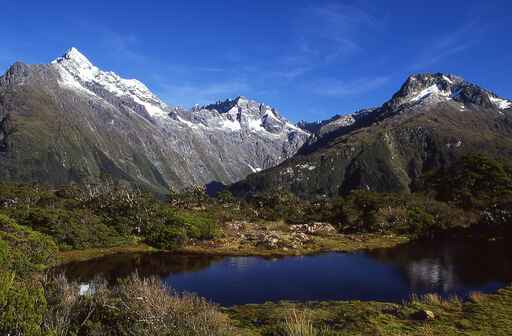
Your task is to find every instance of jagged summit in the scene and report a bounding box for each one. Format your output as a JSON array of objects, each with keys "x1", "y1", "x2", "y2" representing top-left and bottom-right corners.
[
  {"x1": 232, "y1": 73, "x2": 512, "y2": 198},
  {"x1": 0, "y1": 48, "x2": 310, "y2": 191},
  {"x1": 48, "y1": 48, "x2": 309, "y2": 137},
  {"x1": 203, "y1": 96, "x2": 257, "y2": 114},
  {"x1": 52, "y1": 47, "x2": 94, "y2": 68},
  {"x1": 51, "y1": 47, "x2": 170, "y2": 119},
  {"x1": 385, "y1": 72, "x2": 511, "y2": 111},
  {"x1": 191, "y1": 95, "x2": 308, "y2": 135}
]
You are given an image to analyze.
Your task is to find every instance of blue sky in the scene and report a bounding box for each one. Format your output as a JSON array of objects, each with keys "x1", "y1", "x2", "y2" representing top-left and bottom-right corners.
[{"x1": 2, "y1": 0, "x2": 510, "y2": 122}]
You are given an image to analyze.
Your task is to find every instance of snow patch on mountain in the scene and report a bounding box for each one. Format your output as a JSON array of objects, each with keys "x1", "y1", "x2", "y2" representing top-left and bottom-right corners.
[
  {"x1": 392, "y1": 73, "x2": 511, "y2": 112},
  {"x1": 55, "y1": 64, "x2": 99, "y2": 98},
  {"x1": 247, "y1": 164, "x2": 262, "y2": 173},
  {"x1": 489, "y1": 95, "x2": 512, "y2": 110},
  {"x1": 409, "y1": 84, "x2": 452, "y2": 103},
  {"x1": 50, "y1": 48, "x2": 310, "y2": 143},
  {"x1": 52, "y1": 48, "x2": 169, "y2": 119}
]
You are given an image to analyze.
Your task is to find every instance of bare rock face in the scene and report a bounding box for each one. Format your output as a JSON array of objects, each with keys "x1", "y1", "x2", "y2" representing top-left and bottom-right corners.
[
  {"x1": 232, "y1": 73, "x2": 512, "y2": 198},
  {"x1": 0, "y1": 48, "x2": 309, "y2": 192}
]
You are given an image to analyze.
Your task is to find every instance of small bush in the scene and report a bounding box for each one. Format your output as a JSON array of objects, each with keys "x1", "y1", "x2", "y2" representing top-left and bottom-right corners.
[
  {"x1": 0, "y1": 271, "x2": 48, "y2": 336},
  {"x1": 147, "y1": 224, "x2": 187, "y2": 250},
  {"x1": 179, "y1": 211, "x2": 218, "y2": 240},
  {"x1": 0, "y1": 214, "x2": 58, "y2": 274},
  {"x1": 4, "y1": 207, "x2": 129, "y2": 250},
  {"x1": 145, "y1": 207, "x2": 219, "y2": 249}
]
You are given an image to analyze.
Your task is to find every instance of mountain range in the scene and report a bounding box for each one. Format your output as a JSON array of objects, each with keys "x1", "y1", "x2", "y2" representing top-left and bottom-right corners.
[
  {"x1": 1, "y1": 49, "x2": 511, "y2": 198},
  {"x1": 232, "y1": 73, "x2": 512, "y2": 197},
  {"x1": 0, "y1": 48, "x2": 309, "y2": 193}
]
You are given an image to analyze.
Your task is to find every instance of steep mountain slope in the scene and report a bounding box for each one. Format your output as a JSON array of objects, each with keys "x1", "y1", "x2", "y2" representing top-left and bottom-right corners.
[
  {"x1": 0, "y1": 48, "x2": 309, "y2": 192},
  {"x1": 231, "y1": 73, "x2": 512, "y2": 198}
]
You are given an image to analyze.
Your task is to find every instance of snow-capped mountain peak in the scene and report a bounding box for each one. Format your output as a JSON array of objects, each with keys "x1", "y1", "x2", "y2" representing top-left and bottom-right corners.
[
  {"x1": 51, "y1": 47, "x2": 96, "y2": 77},
  {"x1": 51, "y1": 47, "x2": 170, "y2": 119},
  {"x1": 49, "y1": 48, "x2": 309, "y2": 139},
  {"x1": 386, "y1": 73, "x2": 511, "y2": 111}
]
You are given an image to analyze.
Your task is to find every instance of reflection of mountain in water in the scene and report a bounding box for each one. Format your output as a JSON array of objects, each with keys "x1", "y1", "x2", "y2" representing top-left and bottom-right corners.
[
  {"x1": 55, "y1": 252, "x2": 225, "y2": 283},
  {"x1": 368, "y1": 238, "x2": 512, "y2": 293}
]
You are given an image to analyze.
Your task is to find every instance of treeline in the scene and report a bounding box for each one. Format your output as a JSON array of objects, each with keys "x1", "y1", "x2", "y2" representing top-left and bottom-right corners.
[
  {"x1": 234, "y1": 154, "x2": 512, "y2": 239},
  {"x1": 0, "y1": 154, "x2": 509, "y2": 255}
]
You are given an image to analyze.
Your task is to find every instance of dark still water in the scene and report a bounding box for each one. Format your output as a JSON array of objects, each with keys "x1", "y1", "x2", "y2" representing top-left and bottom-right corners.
[{"x1": 58, "y1": 238, "x2": 512, "y2": 306}]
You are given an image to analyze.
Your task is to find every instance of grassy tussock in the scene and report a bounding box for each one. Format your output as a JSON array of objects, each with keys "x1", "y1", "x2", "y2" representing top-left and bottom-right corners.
[
  {"x1": 281, "y1": 309, "x2": 333, "y2": 336},
  {"x1": 116, "y1": 273, "x2": 233, "y2": 335},
  {"x1": 42, "y1": 272, "x2": 234, "y2": 336}
]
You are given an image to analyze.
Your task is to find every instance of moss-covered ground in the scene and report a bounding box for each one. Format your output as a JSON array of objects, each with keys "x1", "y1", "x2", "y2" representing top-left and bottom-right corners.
[{"x1": 228, "y1": 286, "x2": 512, "y2": 335}]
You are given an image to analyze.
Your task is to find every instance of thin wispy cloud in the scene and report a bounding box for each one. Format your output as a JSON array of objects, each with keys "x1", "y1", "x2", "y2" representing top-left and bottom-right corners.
[
  {"x1": 410, "y1": 21, "x2": 484, "y2": 70},
  {"x1": 296, "y1": 3, "x2": 381, "y2": 62},
  {"x1": 312, "y1": 76, "x2": 390, "y2": 97},
  {"x1": 74, "y1": 21, "x2": 148, "y2": 66},
  {"x1": 312, "y1": 3, "x2": 378, "y2": 51},
  {"x1": 100, "y1": 29, "x2": 147, "y2": 64},
  {"x1": 271, "y1": 2, "x2": 384, "y2": 83},
  {"x1": 166, "y1": 64, "x2": 226, "y2": 75}
]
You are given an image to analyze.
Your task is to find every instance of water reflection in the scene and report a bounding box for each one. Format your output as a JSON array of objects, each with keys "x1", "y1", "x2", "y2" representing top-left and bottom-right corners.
[
  {"x1": 58, "y1": 238, "x2": 512, "y2": 306},
  {"x1": 367, "y1": 238, "x2": 512, "y2": 294},
  {"x1": 56, "y1": 252, "x2": 225, "y2": 282}
]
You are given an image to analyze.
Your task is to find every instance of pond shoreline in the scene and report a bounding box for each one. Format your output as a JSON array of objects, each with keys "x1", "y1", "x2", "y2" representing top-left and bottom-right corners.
[
  {"x1": 57, "y1": 233, "x2": 409, "y2": 265},
  {"x1": 56, "y1": 236, "x2": 512, "y2": 334}
]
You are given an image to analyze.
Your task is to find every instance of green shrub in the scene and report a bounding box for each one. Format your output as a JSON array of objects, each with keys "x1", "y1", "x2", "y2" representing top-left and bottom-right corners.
[
  {"x1": 178, "y1": 212, "x2": 218, "y2": 240},
  {"x1": 0, "y1": 271, "x2": 47, "y2": 336},
  {"x1": 0, "y1": 214, "x2": 58, "y2": 275},
  {"x1": 405, "y1": 207, "x2": 435, "y2": 237},
  {"x1": 145, "y1": 207, "x2": 219, "y2": 249},
  {"x1": 4, "y1": 208, "x2": 129, "y2": 250},
  {"x1": 424, "y1": 155, "x2": 512, "y2": 209},
  {"x1": 147, "y1": 224, "x2": 187, "y2": 250}
]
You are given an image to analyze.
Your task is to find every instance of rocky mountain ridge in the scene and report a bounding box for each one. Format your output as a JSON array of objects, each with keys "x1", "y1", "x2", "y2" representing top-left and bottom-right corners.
[
  {"x1": 0, "y1": 48, "x2": 309, "y2": 192},
  {"x1": 231, "y1": 72, "x2": 512, "y2": 198}
]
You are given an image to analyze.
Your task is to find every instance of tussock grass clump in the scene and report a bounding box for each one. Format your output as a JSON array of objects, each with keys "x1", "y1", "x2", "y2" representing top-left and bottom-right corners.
[
  {"x1": 281, "y1": 309, "x2": 333, "y2": 336},
  {"x1": 283, "y1": 309, "x2": 316, "y2": 336},
  {"x1": 408, "y1": 293, "x2": 461, "y2": 310},
  {"x1": 39, "y1": 272, "x2": 235, "y2": 336},
  {"x1": 115, "y1": 273, "x2": 233, "y2": 336}
]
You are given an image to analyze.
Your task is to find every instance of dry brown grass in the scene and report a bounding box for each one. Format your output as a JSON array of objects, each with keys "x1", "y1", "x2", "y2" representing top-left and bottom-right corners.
[
  {"x1": 408, "y1": 293, "x2": 461, "y2": 310},
  {"x1": 418, "y1": 323, "x2": 435, "y2": 336},
  {"x1": 281, "y1": 309, "x2": 333, "y2": 336},
  {"x1": 41, "y1": 272, "x2": 234, "y2": 336},
  {"x1": 468, "y1": 291, "x2": 485, "y2": 303},
  {"x1": 282, "y1": 309, "x2": 316, "y2": 336},
  {"x1": 115, "y1": 273, "x2": 234, "y2": 336}
]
